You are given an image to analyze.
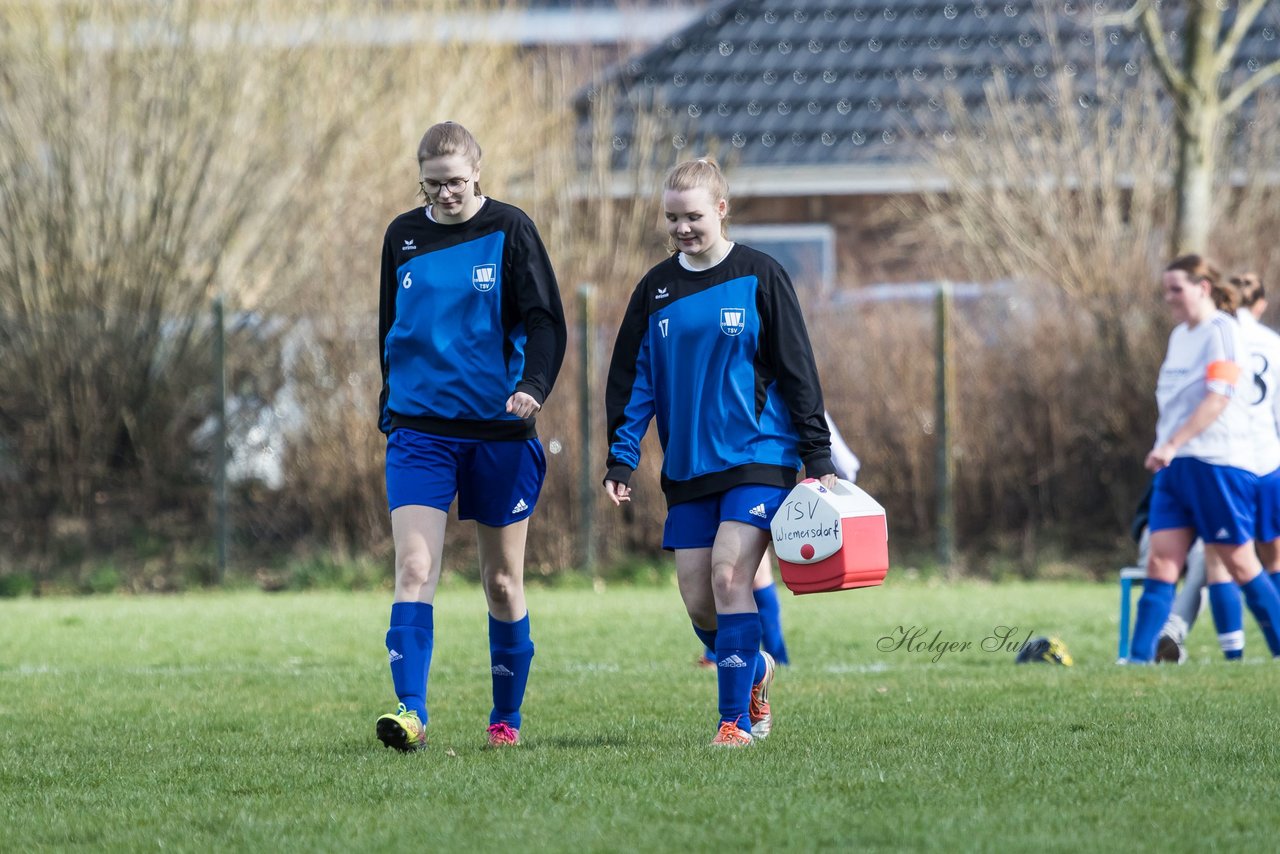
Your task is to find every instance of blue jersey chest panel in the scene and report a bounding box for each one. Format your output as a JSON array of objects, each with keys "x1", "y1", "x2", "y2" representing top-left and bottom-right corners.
[
  {"x1": 641, "y1": 274, "x2": 798, "y2": 481},
  {"x1": 649, "y1": 275, "x2": 759, "y2": 390},
  {"x1": 385, "y1": 232, "x2": 526, "y2": 422}
]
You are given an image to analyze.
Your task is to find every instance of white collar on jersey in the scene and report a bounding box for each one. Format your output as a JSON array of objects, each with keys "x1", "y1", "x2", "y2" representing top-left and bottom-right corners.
[
  {"x1": 678, "y1": 242, "x2": 735, "y2": 272},
  {"x1": 425, "y1": 197, "x2": 487, "y2": 224}
]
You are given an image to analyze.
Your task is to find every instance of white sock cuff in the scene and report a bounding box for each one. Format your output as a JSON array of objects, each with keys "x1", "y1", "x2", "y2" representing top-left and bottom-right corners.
[{"x1": 1218, "y1": 630, "x2": 1245, "y2": 652}]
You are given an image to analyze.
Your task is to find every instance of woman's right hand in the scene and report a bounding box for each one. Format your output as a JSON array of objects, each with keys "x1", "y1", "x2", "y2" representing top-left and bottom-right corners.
[
  {"x1": 604, "y1": 480, "x2": 631, "y2": 507},
  {"x1": 1145, "y1": 443, "x2": 1176, "y2": 472}
]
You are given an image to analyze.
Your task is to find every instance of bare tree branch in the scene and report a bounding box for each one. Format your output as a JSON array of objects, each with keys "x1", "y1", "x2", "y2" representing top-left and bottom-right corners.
[
  {"x1": 1093, "y1": 0, "x2": 1147, "y2": 28},
  {"x1": 1221, "y1": 57, "x2": 1280, "y2": 114},
  {"x1": 1215, "y1": 0, "x2": 1270, "y2": 77},
  {"x1": 1138, "y1": 2, "x2": 1189, "y2": 99}
]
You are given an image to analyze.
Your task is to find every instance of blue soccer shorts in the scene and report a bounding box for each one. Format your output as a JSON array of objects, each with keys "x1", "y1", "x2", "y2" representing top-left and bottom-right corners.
[
  {"x1": 385, "y1": 429, "x2": 546, "y2": 527},
  {"x1": 1255, "y1": 465, "x2": 1280, "y2": 544},
  {"x1": 662, "y1": 483, "x2": 790, "y2": 550},
  {"x1": 1149, "y1": 457, "x2": 1257, "y2": 546}
]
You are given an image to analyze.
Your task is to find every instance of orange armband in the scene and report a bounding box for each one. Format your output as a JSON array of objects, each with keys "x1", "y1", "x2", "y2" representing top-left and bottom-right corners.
[{"x1": 1206, "y1": 360, "x2": 1241, "y2": 384}]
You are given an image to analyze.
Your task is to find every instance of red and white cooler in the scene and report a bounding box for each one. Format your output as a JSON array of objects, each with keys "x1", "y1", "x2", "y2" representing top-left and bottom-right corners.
[{"x1": 770, "y1": 479, "x2": 889, "y2": 594}]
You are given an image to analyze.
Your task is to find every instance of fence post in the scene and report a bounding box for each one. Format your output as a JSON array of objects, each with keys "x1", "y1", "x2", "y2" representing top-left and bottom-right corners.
[
  {"x1": 935, "y1": 282, "x2": 956, "y2": 568},
  {"x1": 213, "y1": 296, "x2": 229, "y2": 585},
  {"x1": 577, "y1": 284, "x2": 597, "y2": 575}
]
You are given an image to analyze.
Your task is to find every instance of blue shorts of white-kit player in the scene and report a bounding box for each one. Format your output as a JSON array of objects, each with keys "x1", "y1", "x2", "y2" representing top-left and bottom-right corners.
[
  {"x1": 662, "y1": 483, "x2": 790, "y2": 550},
  {"x1": 385, "y1": 428, "x2": 546, "y2": 526},
  {"x1": 1255, "y1": 466, "x2": 1280, "y2": 544},
  {"x1": 1149, "y1": 457, "x2": 1257, "y2": 546}
]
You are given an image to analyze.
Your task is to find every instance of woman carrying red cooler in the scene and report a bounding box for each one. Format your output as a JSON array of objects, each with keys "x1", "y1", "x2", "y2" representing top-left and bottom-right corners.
[{"x1": 602, "y1": 157, "x2": 835, "y2": 746}]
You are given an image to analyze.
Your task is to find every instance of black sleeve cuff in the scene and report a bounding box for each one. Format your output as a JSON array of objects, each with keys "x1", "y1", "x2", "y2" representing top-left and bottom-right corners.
[
  {"x1": 803, "y1": 453, "x2": 837, "y2": 480},
  {"x1": 604, "y1": 464, "x2": 634, "y2": 487},
  {"x1": 514, "y1": 380, "x2": 546, "y2": 406}
]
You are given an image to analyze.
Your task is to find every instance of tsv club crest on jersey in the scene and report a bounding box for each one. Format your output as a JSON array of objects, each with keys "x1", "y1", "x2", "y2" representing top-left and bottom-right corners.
[
  {"x1": 720, "y1": 308, "x2": 745, "y2": 336},
  {"x1": 472, "y1": 264, "x2": 497, "y2": 292}
]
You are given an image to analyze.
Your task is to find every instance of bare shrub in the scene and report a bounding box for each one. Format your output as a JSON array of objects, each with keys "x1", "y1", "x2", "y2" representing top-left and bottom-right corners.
[
  {"x1": 895, "y1": 58, "x2": 1279, "y2": 563},
  {"x1": 0, "y1": 0, "x2": 500, "y2": 578}
]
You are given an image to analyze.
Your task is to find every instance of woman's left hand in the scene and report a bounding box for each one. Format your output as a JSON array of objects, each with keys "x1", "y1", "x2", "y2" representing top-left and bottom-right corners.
[
  {"x1": 506, "y1": 392, "x2": 542, "y2": 419},
  {"x1": 818, "y1": 473, "x2": 838, "y2": 490}
]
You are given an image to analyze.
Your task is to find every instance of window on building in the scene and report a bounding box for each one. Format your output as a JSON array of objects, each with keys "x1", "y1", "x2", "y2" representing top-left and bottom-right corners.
[{"x1": 731, "y1": 224, "x2": 836, "y2": 292}]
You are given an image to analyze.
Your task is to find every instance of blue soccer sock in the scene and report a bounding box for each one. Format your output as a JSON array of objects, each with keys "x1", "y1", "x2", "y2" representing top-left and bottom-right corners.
[
  {"x1": 1269, "y1": 571, "x2": 1280, "y2": 598},
  {"x1": 1208, "y1": 582, "x2": 1245, "y2": 660},
  {"x1": 1129, "y1": 579, "x2": 1176, "y2": 662},
  {"x1": 693, "y1": 624, "x2": 717, "y2": 664},
  {"x1": 1241, "y1": 573, "x2": 1280, "y2": 656},
  {"x1": 386, "y1": 601, "x2": 434, "y2": 723},
  {"x1": 714, "y1": 612, "x2": 762, "y2": 732},
  {"x1": 489, "y1": 613, "x2": 534, "y2": 730},
  {"x1": 754, "y1": 583, "x2": 790, "y2": 665}
]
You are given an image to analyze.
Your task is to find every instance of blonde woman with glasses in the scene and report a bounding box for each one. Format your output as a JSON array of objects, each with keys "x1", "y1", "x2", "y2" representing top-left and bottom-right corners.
[{"x1": 374, "y1": 121, "x2": 566, "y2": 750}]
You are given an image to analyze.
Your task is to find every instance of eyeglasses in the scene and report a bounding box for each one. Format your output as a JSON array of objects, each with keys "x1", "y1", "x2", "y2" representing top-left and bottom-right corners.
[{"x1": 419, "y1": 176, "x2": 470, "y2": 196}]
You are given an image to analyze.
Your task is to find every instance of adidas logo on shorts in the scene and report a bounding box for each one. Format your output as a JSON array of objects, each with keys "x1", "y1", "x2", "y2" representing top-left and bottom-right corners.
[
  {"x1": 512, "y1": 498, "x2": 528, "y2": 514},
  {"x1": 492, "y1": 664, "x2": 514, "y2": 676},
  {"x1": 749, "y1": 503, "x2": 767, "y2": 518},
  {"x1": 718, "y1": 654, "x2": 749, "y2": 668},
  {"x1": 1216, "y1": 528, "x2": 1230, "y2": 540}
]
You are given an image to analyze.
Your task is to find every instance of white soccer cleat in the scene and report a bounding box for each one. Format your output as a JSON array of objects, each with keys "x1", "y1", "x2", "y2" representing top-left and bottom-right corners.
[{"x1": 749, "y1": 651, "x2": 775, "y2": 739}]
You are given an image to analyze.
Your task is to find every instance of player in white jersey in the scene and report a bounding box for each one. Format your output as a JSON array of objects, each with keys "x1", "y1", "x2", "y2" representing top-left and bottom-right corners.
[
  {"x1": 1155, "y1": 272, "x2": 1280, "y2": 661},
  {"x1": 1127, "y1": 255, "x2": 1280, "y2": 662},
  {"x1": 1233, "y1": 274, "x2": 1280, "y2": 581}
]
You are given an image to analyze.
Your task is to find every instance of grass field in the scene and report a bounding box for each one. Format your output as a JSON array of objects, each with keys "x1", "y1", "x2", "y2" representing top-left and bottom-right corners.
[{"x1": 2, "y1": 577, "x2": 1276, "y2": 852}]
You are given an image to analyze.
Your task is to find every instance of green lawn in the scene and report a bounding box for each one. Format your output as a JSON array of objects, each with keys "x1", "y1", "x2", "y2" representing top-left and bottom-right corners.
[{"x1": 1, "y1": 579, "x2": 1275, "y2": 852}]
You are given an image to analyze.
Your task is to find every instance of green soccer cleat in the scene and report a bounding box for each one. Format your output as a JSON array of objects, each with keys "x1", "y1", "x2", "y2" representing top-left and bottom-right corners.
[{"x1": 376, "y1": 703, "x2": 426, "y2": 752}]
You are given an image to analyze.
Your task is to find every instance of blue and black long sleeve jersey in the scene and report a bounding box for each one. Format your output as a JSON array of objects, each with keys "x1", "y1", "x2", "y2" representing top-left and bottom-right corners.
[
  {"x1": 604, "y1": 244, "x2": 834, "y2": 506},
  {"x1": 379, "y1": 199, "x2": 566, "y2": 440}
]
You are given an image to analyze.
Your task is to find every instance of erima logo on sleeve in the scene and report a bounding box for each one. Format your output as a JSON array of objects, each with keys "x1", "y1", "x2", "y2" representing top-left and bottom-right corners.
[
  {"x1": 655, "y1": 287, "x2": 670, "y2": 300},
  {"x1": 472, "y1": 264, "x2": 497, "y2": 292},
  {"x1": 403, "y1": 239, "x2": 416, "y2": 250},
  {"x1": 720, "y1": 308, "x2": 745, "y2": 336}
]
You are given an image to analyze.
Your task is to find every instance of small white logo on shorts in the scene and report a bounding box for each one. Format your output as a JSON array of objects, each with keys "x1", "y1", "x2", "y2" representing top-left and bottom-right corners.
[
  {"x1": 749, "y1": 503, "x2": 767, "y2": 518},
  {"x1": 512, "y1": 498, "x2": 528, "y2": 513},
  {"x1": 1216, "y1": 527, "x2": 1230, "y2": 540},
  {"x1": 492, "y1": 664, "x2": 514, "y2": 676},
  {"x1": 472, "y1": 264, "x2": 497, "y2": 292},
  {"x1": 718, "y1": 654, "x2": 749, "y2": 668},
  {"x1": 388, "y1": 649, "x2": 403, "y2": 663}
]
